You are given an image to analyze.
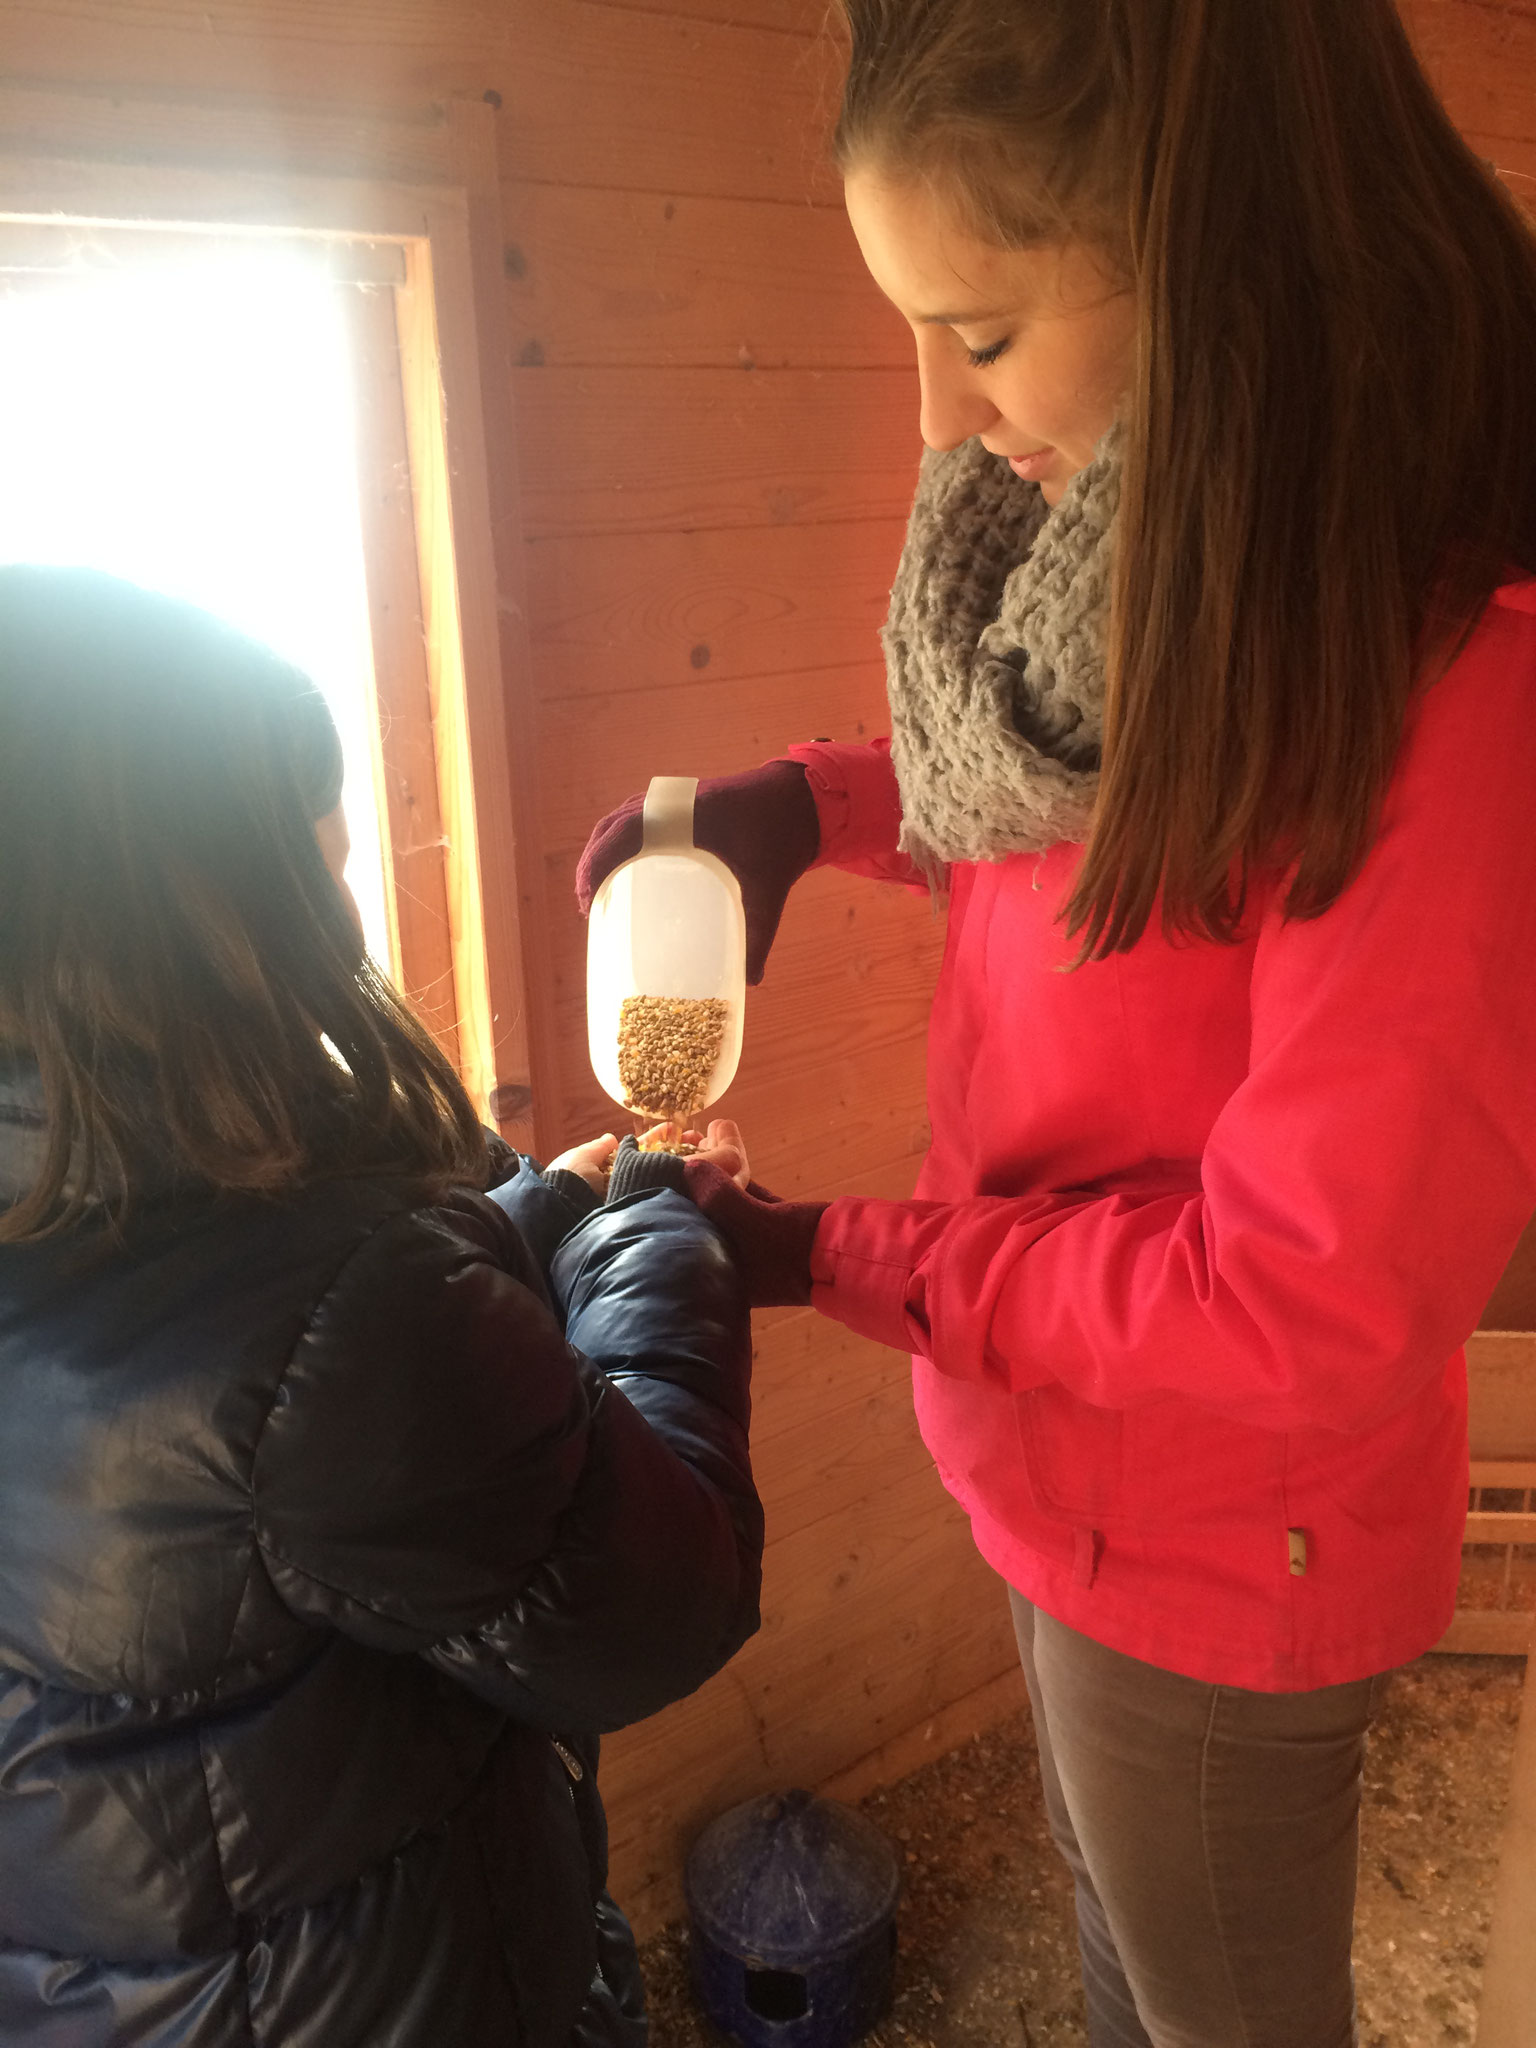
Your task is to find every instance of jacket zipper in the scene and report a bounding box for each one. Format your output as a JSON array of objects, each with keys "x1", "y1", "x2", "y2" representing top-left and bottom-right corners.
[{"x1": 551, "y1": 1737, "x2": 584, "y2": 1782}]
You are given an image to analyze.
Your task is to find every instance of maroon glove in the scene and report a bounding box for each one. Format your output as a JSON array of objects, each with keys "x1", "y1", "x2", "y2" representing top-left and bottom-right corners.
[
  {"x1": 683, "y1": 1160, "x2": 828, "y2": 1308},
  {"x1": 575, "y1": 760, "x2": 819, "y2": 985}
]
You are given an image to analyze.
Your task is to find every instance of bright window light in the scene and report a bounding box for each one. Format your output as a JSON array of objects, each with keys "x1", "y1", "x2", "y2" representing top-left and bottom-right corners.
[{"x1": 0, "y1": 248, "x2": 393, "y2": 966}]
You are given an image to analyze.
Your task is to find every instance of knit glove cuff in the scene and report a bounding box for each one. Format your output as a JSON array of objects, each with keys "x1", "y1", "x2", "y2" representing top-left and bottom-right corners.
[
  {"x1": 542, "y1": 1167, "x2": 603, "y2": 1225},
  {"x1": 606, "y1": 1134, "x2": 688, "y2": 1203}
]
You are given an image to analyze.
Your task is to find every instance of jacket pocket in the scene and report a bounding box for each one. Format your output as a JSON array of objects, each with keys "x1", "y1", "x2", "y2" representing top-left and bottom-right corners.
[
  {"x1": 1016, "y1": 1383, "x2": 1287, "y2": 1535},
  {"x1": 1015, "y1": 1384, "x2": 1124, "y2": 1522}
]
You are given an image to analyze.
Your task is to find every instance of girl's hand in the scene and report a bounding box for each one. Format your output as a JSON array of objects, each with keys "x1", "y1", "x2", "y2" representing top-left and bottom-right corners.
[{"x1": 547, "y1": 1133, "x2": 618, "y2": 1195}]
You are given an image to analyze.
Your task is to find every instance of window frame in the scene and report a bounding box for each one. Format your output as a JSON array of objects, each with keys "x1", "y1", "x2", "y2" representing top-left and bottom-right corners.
[{"x1": 0, "y1": 95, "x2": 552, "y2": 1152}]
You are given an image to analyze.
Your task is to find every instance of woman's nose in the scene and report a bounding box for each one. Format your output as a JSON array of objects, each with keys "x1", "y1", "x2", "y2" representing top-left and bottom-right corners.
[{"x1": 917, "y1": 349, "x2": 999, "y2": 453}]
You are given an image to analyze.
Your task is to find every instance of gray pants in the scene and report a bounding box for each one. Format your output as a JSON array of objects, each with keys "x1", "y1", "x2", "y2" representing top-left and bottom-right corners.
[{"x1": 1010, "y1": 1592, "x2": 1386, "y2": 2048}]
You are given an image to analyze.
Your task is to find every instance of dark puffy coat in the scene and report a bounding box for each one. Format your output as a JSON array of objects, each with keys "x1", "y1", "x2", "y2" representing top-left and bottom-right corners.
[{"x1": 0, "y1": 1121, "x2": 762, "y2": 2048}]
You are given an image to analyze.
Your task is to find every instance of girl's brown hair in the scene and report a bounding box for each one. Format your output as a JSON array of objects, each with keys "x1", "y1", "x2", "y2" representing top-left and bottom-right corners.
[
  {"x1": 835, "y1": 0, "x2": 1536, "y2": 952},
  {"x1": 0, "y1": 567, "x2": 487, "y2": 1240}
]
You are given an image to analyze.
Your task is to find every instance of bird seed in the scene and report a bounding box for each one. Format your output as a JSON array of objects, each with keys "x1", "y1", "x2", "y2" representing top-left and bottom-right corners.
[{"x1": 617, "y1": 995, "x2": 730, "y2": 1122}]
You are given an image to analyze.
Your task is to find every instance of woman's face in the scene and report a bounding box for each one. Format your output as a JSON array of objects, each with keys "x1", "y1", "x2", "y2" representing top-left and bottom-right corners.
[{"x1": 845, "y1": 170, "x2": 1136, "y2": 506}]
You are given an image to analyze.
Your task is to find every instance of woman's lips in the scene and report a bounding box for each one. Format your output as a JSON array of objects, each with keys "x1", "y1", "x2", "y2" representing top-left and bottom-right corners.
[{"x1": 1006, "y1": 448, "x2": 1057, "y2": 482}]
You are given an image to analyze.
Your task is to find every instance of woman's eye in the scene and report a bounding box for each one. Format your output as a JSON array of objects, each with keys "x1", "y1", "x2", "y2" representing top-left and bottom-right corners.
[{"x1": 966, "y1": 338, "x2": 1010, "y2": 369}]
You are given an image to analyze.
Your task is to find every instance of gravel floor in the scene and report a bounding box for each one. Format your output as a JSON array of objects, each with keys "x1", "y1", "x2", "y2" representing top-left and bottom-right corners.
[{"x1": 636, "y1": 1655, "x2": 1524, "y2": 2048}]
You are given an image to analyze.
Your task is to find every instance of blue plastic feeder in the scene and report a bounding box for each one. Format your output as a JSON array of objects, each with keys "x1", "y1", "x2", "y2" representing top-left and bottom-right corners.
[{"x1": 685, "y1": 1788, "x2": 901, "y2": 2047}]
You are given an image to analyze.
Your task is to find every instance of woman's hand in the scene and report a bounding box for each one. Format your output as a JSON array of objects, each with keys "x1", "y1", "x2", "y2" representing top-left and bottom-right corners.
[
  {"x1": 575, "y1": 761, "x2": 819, "y2": 985},
  {"x1": 681, "y1": 1153, "x2": 828, "y2": 1307},
  {"x1": 546, "y1": 1133, "x2": 618, "y2": 1195}
]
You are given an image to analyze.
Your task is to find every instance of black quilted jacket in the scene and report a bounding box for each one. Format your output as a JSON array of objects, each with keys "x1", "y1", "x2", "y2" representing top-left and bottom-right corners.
[{"x1": 0, "y1": 1110, "x2": 762, "y2": 2048}]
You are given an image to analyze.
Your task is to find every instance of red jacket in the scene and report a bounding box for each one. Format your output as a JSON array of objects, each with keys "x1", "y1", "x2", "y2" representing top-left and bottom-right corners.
[{"x1": 789, "y1": 576, "x2": 1536, "y2": 1690}]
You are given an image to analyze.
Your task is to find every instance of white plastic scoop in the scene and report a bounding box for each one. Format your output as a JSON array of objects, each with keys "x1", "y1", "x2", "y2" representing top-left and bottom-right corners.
[{"x1": 586, "y1": 776, "x2": 746, "y2": 1126}]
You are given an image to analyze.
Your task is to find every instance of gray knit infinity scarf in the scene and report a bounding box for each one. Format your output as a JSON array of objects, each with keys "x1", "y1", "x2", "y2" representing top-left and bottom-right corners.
[{"x1": 883, "y1": 423, "x2": 1122, "y2": 871}]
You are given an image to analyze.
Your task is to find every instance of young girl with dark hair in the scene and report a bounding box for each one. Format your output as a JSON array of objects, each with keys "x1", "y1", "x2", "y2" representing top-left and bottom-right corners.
[
  {"x1": 0, "y1": 565, "x2": 763, "y2": 2048},
  {"x1": 580, "y1": 3, "x2": 1536, "y2": 2040}
]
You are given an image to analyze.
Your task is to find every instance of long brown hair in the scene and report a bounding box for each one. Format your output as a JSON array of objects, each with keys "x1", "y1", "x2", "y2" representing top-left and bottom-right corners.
[
  {"x1": 835, "y1": 0, "x2": 1536, "y2": 952},
  {"x1": 0, "y1": 568, "x2": 486, "y2": 1240}
]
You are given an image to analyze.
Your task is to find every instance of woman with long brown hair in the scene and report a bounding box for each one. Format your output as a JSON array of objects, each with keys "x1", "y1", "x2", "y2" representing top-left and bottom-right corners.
[
  {"x1": 580, "y1": 2, "x2": 1536, "y2": 2040},
  {"x1": 0, "y1": 565, "x2": 763, "y2": 2047}
]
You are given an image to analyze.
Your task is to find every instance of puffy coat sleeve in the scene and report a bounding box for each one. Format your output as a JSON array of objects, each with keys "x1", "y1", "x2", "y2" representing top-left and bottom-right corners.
[
  {"x1": 251, "y1": 1186, "x2": 762, "y2": 1733},
  {"x1": 811, "y1": 584, "x2": 1536, "y2": 1437},
  {"x1": 785, "y1": 737, "x2": 929, "y2": 889},
  {"x1": 480, "y1": 1146, "x2": 597, "y2": 1281}
]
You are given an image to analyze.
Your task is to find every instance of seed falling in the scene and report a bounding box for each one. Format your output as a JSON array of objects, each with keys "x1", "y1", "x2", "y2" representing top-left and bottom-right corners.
[{"x1": 618, "y1": 995, "x2": 730, "y2": 1121}]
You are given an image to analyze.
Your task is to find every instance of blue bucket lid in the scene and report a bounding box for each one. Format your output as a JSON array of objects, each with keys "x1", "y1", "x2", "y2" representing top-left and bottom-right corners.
[{"x1": 685, "y1": 1790, "x2": 901, "y2": 1971}]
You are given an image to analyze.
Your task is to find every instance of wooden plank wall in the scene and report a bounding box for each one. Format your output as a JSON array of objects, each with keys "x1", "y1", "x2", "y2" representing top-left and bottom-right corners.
[
  {"x1": 488, "y1": 0, "x2": 999, "y2": 1940},
  {"x1": 2, "y1": 0, "x2": 1533, "y2": 1941}
]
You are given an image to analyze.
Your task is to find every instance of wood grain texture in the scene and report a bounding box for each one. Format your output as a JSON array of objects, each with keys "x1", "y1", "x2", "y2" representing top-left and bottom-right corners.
[
  {"x1": 750, "y1": 1372, "x2": 937, "y2": 1544},
  {"x1": 583, "y1": 0, "x2": 826, "y2": 36},
  {"x1": 441, "y1": 97, "x2": 560, "y2": 1153},
  {"x1": 525, "y1": 518, "x2": 905, "y2": 702},
  {"x1": 1467, "y1": 1332, "x2": 1536, "y2": 1458},
  {"x1": 1401, "y1": 0, "x2": 1536, "y2": 144},
  {"x1": 818, "y1": 1664, "x2": 1032, "y2": 1808},
  {"x1": 748, "y1": 1310, "x2": 916, "y2": 1447},
  {"x1": 392, "y1": 207, "x2": 522, "y2": 1128},
  {"x1": 514, "y1": 366, "x2": 920, "y2": 539},
  {"x1": 0, "y1": 218, "x2": 407, "y2": 281},
  {"x1": 1470, "y1": 1460, "x2": 1536, "y2": 1487},
  {"x1": 0, "y1": 144, "x2": 461, "y2": 238},
  {"x1": 498, "y1": 1, "x2": 843, "y2": 205},
  {"x1": 1464, "y1": 1510, "x2": 1536, "y2": 1543},
  {"x1": 0, "y1": 79, "x2": 458, "y2": 183},
  {"x1": 0, "y1": 2, "x2": 507, "y2": 106},
  {"x1": 345, "y1": 283, "x2": 461, "y2": 1059},
  {"x1": 1436, "y1": 1609, "x2": 1534, "y2": 1653},
  {"x1": 534, "y1": 659, "x2": 889, "y2": 852},
  {"x1": 500, "y1": 183, "x2": 907, "y2": 371}
]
